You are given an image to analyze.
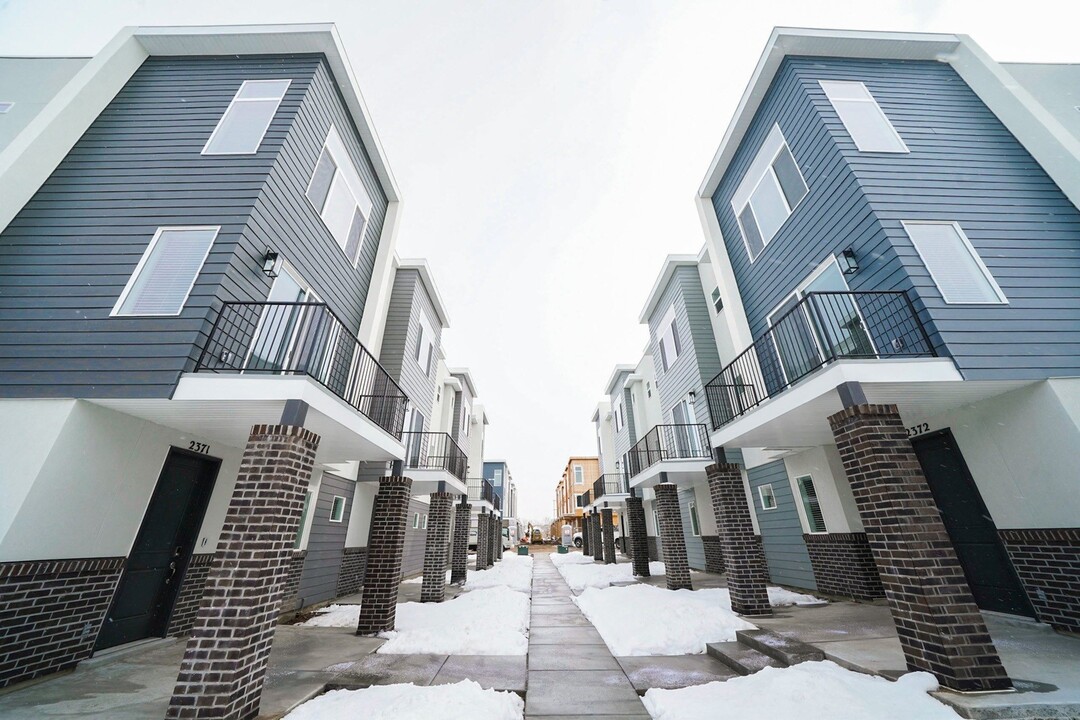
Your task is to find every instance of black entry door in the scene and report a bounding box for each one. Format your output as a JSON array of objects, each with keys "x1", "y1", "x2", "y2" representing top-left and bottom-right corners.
[
  {"x1": 95, "y1": 448, "x2": 219, "y2": 651},
  {"x1": 911, "y1": 430, "x2": 1035, "y2": 617}
]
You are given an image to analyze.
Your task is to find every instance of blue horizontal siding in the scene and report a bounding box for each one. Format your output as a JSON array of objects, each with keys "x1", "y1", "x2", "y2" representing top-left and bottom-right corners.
[{"x1": 747, "y1": 460, "x2": 816, "y2": 591}]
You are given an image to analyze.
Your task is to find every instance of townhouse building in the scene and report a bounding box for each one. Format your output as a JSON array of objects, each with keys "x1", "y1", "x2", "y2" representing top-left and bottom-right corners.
[{"x1": 553, "y1": 456, "x2": 596, "y2": 535}]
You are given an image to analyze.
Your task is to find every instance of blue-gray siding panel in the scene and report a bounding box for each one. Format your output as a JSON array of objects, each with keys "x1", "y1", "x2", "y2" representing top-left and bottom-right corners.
[
  {"x1": 747, "y1": 461, "x2": 816, "y2": 591},
  {"x1": 297, "y1": 472, "x2": 354, "y2": 608},
  {"x1": 378, "y1": 269, "x2": 441, "y2": 422},
  {"x1": 401, "y1": 497, "x2": 430, "y2": 579}
]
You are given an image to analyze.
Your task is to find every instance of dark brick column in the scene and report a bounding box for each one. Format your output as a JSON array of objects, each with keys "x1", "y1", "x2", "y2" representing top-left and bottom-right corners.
[
  {"x1": 601, "y1": 508, "x2": 617, "y2": 564},
  {"x1": 421, "y1": 492, "x2": 453, "y2": 603},
  {"x1": 475, "y1": 511, "x2": 489, "y2": 570},
  {"x1": 494, "y1": 515, "x2": 503, "y2": 561},
  {"x1": 166, "y1": 425, "x2": 319, "y2": 720},
  {"x1": 626, "y1": 496, "x2": 650, "y2": 577},
  {"x1": 702, "y1": 536, "x2": 725, "y2": 574},
  {"x1": 654, "y1": 483, "x2": 692, "y2": 591},
  {"x1": 355, "y1": 476, "x2": 413, "y2": 636},
  {"x1": 450, "y1": 500, "x2": 471, "y2": 585},
  {"x1": 484, "y1": 512, "x2": 495, "y2": 568},
  {"x1": 830, "y1": 404, "x2": 1010, "y2": 691},
  {"x1": 591, "y1": 512, "x2": 603, "y2": 561},
  {"x1": 706, "y1": 463, "x2": 771, "y2": 616},
  {"x1": 582, "y1": 512, "x2": 592, "y2": 555}
]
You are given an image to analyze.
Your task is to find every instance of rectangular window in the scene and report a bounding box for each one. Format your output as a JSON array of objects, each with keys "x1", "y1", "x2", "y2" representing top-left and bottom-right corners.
[
  {"x1": 688, "y1": 501, "x2": 701, "y2": 536},
  {"x1": 305, "y1": 126, "x2": 375, "y2": 266},
  {"x1": 574, "y1": 465, "x2": 584, "y2": 485},
  {"x1": 294, "y1": 491, "x2": 312, "y2": 549},
  {"x1": 203, "y1": 79, "x2": 290, "y2": 155},
  {"x1": 658, "y1": 305, "x2": 681, "y2": 371},
  {"x1": 412, "y1": 512, "x2": 420, "y2": 529},
  {"x1": 758, "y1": 483, "x2": 777, "y2": 510},
  {"x1": 421, "y1": 514, "x2": 428, "y2": 530},
  {"x1": 711, "y1": 287, "x2": 724, "y2": 313},
  {"x1": 462, "y1": 401, "x2": 471, "y2": 437},
  {"x1": 796, "y1": 475, "x2": 827, "y2": 533},
  {"x1": 112, "y1": 227, "x2": 218, "y2": 316},
  {"x1": 416, "y1": 316, "x2": 436, "y2": 373},
  {"x1": 902, "y1": 222, "x2": 1007, "y2": 304},
  {"x1": 615, "y1": 399, "x2": 624, "y2": 432},
  {"x1": 329, "y1": 495, "x2": 346, "y2": 523},
  {"x1": 731, "y1": 125, "x2": 808, "y2": 262},
  {"x1": 820, "y1": 80, "x2": 908, "y2": 153}
]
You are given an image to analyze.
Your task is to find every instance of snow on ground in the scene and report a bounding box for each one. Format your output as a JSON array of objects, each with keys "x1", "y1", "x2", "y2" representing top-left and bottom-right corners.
[
  {"x1": 575, "y1": 585, "x2": 757, "y2": 655},
  {"x1": 642, "y1": 661, "x2": 960, "y2": 720},
  {"x1": 379, "y1": 586, "x2": 530, "y2": 655},
  {"x1": 463, "y1": 554, "x2": 534, "y2": 593},
  {"x1": 299, "y1": 604, "x2": 361, "y2": 628},
  {"x1": 282, "y1": 680, "x2": 524, "y2": 720},
  {"x1": 554, "y1": 557, "x2": 666, "y2": 592},
  {"x1": 549, "y1": 550, "x2": 597, "y2": 567},
  {"x1": 762, "y1": 586, "x2": 823, "y2": 606},
  {"x1": 402, "y1": 570, "x2": 450, "y2": 584}
]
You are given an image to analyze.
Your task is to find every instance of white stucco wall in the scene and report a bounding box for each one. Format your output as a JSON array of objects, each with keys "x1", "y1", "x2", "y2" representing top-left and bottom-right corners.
[
  {"x1": 692, "y1": 478, "x2": 719, "y2": 535},
  {"x1": 782, "y1": 445, "x2": 863, "y2": 534},
  {"x1": 345, "y1": 481, "x2": 377, "y2": 547}
]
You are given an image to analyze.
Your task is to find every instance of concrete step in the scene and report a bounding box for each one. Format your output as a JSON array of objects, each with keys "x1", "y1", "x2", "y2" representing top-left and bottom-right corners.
[
  {"x1": 735, "y1": 629, "x2": 825, "y2": 666},
  {"x1": 706, "y1": 641, "x2": 785, "y2": 675}
]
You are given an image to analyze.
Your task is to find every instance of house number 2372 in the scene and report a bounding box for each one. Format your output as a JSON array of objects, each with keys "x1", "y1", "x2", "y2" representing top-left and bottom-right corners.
[
  {"x1": 188, "y1": 441, "x2": 211, "y2": 454},
  {"x1": 906, "y1": 423, "x2": 929, "y2": 438}
]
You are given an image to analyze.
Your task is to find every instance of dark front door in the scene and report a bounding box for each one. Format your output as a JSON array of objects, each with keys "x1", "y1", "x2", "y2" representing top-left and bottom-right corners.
[
  {"x1": 911, "y1": 430, "x2": 1035, "y2": 617},
  {"x1": 95, "y1": 448, "x2": 219, "y2": 651}
]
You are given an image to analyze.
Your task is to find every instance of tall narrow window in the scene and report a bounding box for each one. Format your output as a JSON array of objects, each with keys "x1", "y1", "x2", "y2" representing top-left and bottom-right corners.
[
  {"x1": 688, "y1": 501, "x2": 701, "y2": 536},
  {"x1": 796, "y1": 475, "x2": 827, "y2": 533},
  {"x1": 658, "y1": 305, "x2": 681, "y2": 371},
  {"x1": 902, "y1": 222, "x2": 1007, "y2": 304},
  {"x1": 112, "y1": 227, "x2": 218, "y2": 316},
  {"x1": 819, "y1": 80, "x2": 908, "y2": 153},
  {"x1": 305, "y1": 126, "x2": 374, "y2": 267},
  {"x1": 203, "y1": 79, "x2": 290, "y2": 155},
  {"x1": 731, "y1": 125, "x2": 808, "y2": 262},
  {"x1": 574, "y1": 465, "x2": 584, "y2": 485},
  {"x1": 416, "y1": 316, "x2": 435, "y2": 373}
]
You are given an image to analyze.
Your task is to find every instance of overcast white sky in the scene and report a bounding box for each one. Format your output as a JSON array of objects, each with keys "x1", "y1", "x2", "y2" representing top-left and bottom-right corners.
[{"x1": 1, "y1": 0, "x2": 1076, "y2": 524}]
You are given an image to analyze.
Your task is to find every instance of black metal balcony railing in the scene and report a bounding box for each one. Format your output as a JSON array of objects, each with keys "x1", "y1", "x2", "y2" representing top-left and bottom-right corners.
[
  {"x1": 593, "y1": 474, "x2": 628, "y2": 500},
  {"x1": 581, "y1": 489, "x2": 591, "y2": 507},
  {"x1": 402, "y1": 431, "x2": 467, "y2": 481},
  {"x1": 705, "y1": 291, "x2": 935, "y2": 431},
  {"x1": 195, "y1": 301, "x2": 410, "y2": 438},
  {"x1": 493, "y1": 493, "x2": 502, "y2": 512},
  {"x1": 626, "y1": 424, "x2": 711, "y2": 479},
  {"x1": 467, "y1": 478, "x2": 495, "y2": 505}
]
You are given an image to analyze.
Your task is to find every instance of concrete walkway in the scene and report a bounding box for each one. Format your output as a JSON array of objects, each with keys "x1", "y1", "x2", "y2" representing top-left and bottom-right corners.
[{"x1": 525, "y1": 553, "x2": 649, "y2": 718}]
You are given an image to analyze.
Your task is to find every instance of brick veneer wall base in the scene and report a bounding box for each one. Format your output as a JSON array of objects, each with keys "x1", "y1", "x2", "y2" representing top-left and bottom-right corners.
[
  {"x1": 646, "y1": 536, "x2": 660, "y2": 562},
  {"x1": 475, "y1": 512, "x2": 489, "y2": 570},
  {"x1": 706, "y1": 463, "x2": 771, "y2": 615},
  {"x1": 355, "y1": 477, "x2": 413, "y2": 636},
  {"x1": 626, "y1": 497, "x2": 650, "y2": 577},
  {"x1": 450, "y1": 502, "x2": 471, "y2": 585},
  {"x1": 277, "y1": 551, "x2": 307, "y2": 613},
  {"x1": 829, "y1": 405, "x2": 1009, "y2": 692},
  {"x1": 701, "y1": 536, "x2": 725, "y2": 575},
  {"x1": 336, "y1": 547, "x2": 368, "y2": 598},
  {"x1": 601, "y1": 508, "x2": 617, "y2": 564},
  {"x1": 1000, "y1": 528, "x2": 1080, "y2": 633},
  {"x1": 168, "y1": 553, "x2": 214, "y2": 636},
  {"x1": 0, "y1": 557, "x2": 124, "y2": 689},
  {"x1": 803, "y1": 532, "x2": 884, "y2": 601},
  {"x1": 654, "y1": 483, "x2": 692, "y2": 591},
  {"x1": 166, "y1": 424, "x2": 320, "y2": 720},
  {"x1": 421, "y1": 493, "x2": 453, "y2": 603}
]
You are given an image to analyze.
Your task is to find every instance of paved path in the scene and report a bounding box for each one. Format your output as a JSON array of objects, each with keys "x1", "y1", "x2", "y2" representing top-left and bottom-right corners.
[{"x1": 526, "y1": 553, "x2": 649, "y2": 718}]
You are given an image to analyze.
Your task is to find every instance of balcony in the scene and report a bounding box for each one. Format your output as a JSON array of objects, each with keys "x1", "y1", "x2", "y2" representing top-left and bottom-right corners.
[
  {"x1": 626, "y1": 424, "x2": 712, "y2": 488},
  {"x1": 402, "y1": 431, "x2": 468, "y2": 494},
  {"x1": 592, "y1": 474, "x2": 628, "y2": 502},
  {"x1": 467, "y1": 478, "x2": 495, "y2": 510},
  {"x1": 195, "y1": 301, "x2": 409, "y2": 438},
  {"x1": 705, "y1": 291, "x2": 935, "y2": 431}
]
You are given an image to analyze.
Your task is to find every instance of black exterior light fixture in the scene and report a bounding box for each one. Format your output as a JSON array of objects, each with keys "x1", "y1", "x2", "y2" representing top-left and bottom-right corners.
[
  {"x1": 262, "y1": 247, "x2": 282, "y2": 278},
  {"x1": 840, "y1": 248, "x2": 859, "y2": 275}
]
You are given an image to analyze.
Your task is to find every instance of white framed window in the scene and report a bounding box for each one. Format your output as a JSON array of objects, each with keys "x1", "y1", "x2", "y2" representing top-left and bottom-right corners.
[
  {"x1": 329, "y1": 495, "x2": 346, "y2": 523},
  {"x1": 462, "y1": 400, "x2": 471, "y2": 437},
  {"x1": 688, "y1": 501, "x2": 701, "y2": 536},
  {"x1": 112, "y1": 227, "x2": 219, "y2": 316},
  {"x1": 731, "y1": 125, "x2": 808, "y2": 262},
  {"x1": 902, "y1": 222, "x2": 1007, "y2": 304},
  {"x1": 796, "y1": 475, "x2": 827, "y2": 533},
  {"x1": 711, "y1": 287, "x2": 723, "y2": 313},
  {"x1": 819, "y1": 80, "x2": 908, "y2": 154},
  {"x1": 421, "y1": 514, "x2": 428, "y2": 530},
  {"x1": 758, "y1": 483, "x2": 777, "y2": 510},
  {"x1": 416, "y1": 315, "x2": 435, "y2": 374},
  {"x1": 574, "y1": 465, "x2": 584, "y2": 485},
  {"x1": 657, "y1": 305, "x2": 681, "y2": 371},
  {"x1": 203, "y1": 79, "x2": 290, "y2": 155},
  {"x1": 615, "y1": 399, "x2": 625, "y2": 432},
  {"x1": 412, "y1": 512, "x2": 420, "y2": 529},
  {"x1": 305, "y1": 126, "x2": 374, "y2": 267},
  {"x1": 294, "y1": 491, "x2": 312, "y2": 549}
]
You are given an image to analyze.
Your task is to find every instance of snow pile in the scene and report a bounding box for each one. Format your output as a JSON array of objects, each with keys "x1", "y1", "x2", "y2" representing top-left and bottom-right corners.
[
  {"x1": 283, "y1": 680, "x2": 524, "y2": 720},
  {"x1": 761, "y1": 586, "x2": 823, "y2": 606},
  {"x1": 549, "y1": 551, "x2": 598, "y2": 567},
  {"x1": 463, "y1": 554, "x2": 534, "y2": 593},
  {"x1": 379, "y1": 586, "x2": 530, "y2": 655},
  {"x1": 402, "y1": 570, "x2": 450, "y2": 585},
  {"x1": 555, "y1": 559, "x2": 666, "y2": 592},
  {"x1": 300, "y1": 604, "x2": 361, "y2": 628},
  {"x1": 575, "y1": 585, "x2": 756, "y2": 655},
  {"x1": 642, "y1": 661, "x2": 959, "y2": 720}
]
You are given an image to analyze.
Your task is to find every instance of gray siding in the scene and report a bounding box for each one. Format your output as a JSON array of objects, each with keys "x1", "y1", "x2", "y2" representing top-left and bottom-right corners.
[
  {"x1": 609, "y1": 371, "x2": 635, "y2": 461},
  {"x1": 680, "y1": 486, "x2": 706, "y2": 571},
  {"x1": 378, "y1": 269, "x2": 441, "y2": 422},
  {"x1": 401, "y1": 497, "x2": 429, "y2": 578},
  {"x1": 710, "y1": 57, "x2": 1080, "y2": 383},
  {"x1": 451, "y1": 378, "x2": 475, "y2": 450},
  {"x1": 0, "y1": 54, "x2": 390, "y2": 398},
  {"x1": 747, "y1": 461, "x2": 816, "y2": 591},
  {"x1": 296, "y1": 473, "x2": 354, "y2": 607},
  {"x1": 647, "y1": 266, "x2": 724, "y2": 424}
]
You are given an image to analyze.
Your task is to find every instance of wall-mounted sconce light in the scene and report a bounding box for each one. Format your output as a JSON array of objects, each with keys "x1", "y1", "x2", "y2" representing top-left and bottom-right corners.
[
  {"x1": 688, "y1": 390, "x2": 697, "y2": 403},
  {"x1": 840, "y1": 248, "x2": 859, "y2": 275},
  {"x1": 262, "y1": 248, "x2": 282, "y2": 278}
]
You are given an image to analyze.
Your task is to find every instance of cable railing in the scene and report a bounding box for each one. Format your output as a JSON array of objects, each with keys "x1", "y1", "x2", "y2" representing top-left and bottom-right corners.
[
  {"x1": 704, "y1": 291, "x2": 935, "y2": 431},
  {"x1": 401, "y1": 431, "x2": 468, "y2": 481},
  {"x1": 592, "y1": 474, "x2": 628, "y2": 500},
  {"x1": 195, "y1": 301, "x2": 409, "y2": 438},
  {"x1": 467, "y1": 478, "x2": 495, "y2": 506},
  {"x1": 625, "y1": 424, "x2": 711, "y2": 479}
]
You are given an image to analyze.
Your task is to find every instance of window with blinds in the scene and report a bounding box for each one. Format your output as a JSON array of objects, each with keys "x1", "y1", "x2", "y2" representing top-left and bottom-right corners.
[
  {"x1": 112, "y1": 227, "x2": 218, "y2": 316},
  {"x1": 203, "y1": 79, "x2": 290, "y2": 155},
  {"x1": 819, "y1": 80, "x2": 908, "y2": 153},
  {"x1": 902, "y1": 221, "x2": 1007, "y2": 304},
  {"x1": 796, "y1": 475, "x2": 827, "y2": 533}
]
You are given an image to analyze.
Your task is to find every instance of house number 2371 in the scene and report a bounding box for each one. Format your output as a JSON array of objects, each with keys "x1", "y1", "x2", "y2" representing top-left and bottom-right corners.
[
  {"x1": 906, "y1": 423, "x2": 930, "y2": 438},
  {"x1": 188, "y1": 441, "x2": 211, "y2": 454}
]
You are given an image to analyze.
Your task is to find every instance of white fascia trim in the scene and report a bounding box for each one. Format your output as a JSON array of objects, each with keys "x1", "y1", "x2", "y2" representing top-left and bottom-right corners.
[
  {"x1": 447, "y1": 368, "x2": 479, "y2": 398},
  {"x1": 398, "y1": 257, "x2": 452, "y2": 328},
  {"x1": 697, "y1": 27, "x2": 962, "y2": 199},
  {"x1": 604, "y1": 365, "x2": 637, "y2": 396},
  {"x1": 638, "y1": 254, "x2": 700, "y2": 324},
  {"x1": 443, "y1": 376, "x2": 463, "y2": 393},
  {"x1": 696, "y1": 196, "x2": 753, "y2": 351}
]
